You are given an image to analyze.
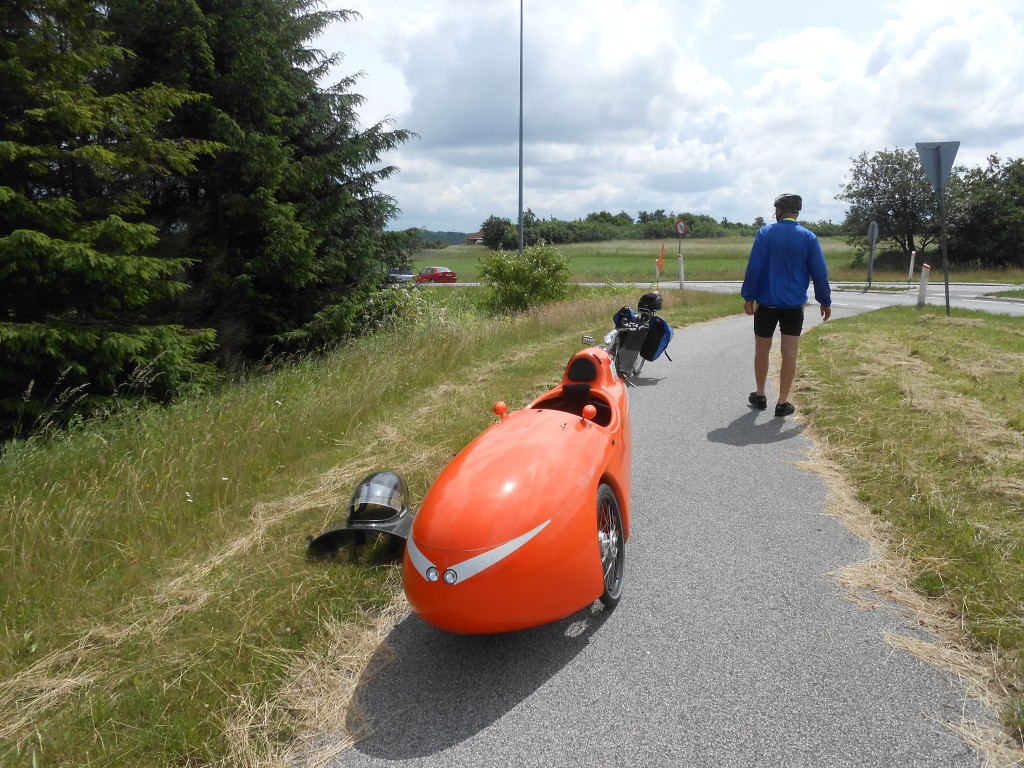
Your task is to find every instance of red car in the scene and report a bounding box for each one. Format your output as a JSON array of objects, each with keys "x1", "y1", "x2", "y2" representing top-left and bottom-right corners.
[{"x1": 415, "y1": 266, "x2": 457, "y2": 283}]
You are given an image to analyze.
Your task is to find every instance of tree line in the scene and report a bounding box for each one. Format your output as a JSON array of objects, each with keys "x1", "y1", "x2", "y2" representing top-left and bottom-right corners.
[
  {"x1": 476, "y1": 147, "x2": 1024, "y2": 270},
  {"x1": 1, "y1": 2, "x2": 413, "y2": 439},
  {"x1": 477, "y1": 209, "x2": 846, "y2": 250}
]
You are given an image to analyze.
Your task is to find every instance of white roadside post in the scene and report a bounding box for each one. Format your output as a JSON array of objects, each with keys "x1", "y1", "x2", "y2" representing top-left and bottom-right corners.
[
  {"x1": 908, "y1": 250, "x2": 917, "y2": 283},
  {"x1": 917, "y1": 263, "x2": 931, "y2": 307},
  {"x1": 676, "y1": 219, "x2": 686, "y2": 289}
]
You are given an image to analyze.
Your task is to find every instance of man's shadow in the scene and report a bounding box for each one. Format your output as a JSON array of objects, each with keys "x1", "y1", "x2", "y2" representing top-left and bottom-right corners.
[
  {"x1": 706, "y1": 408, "x2": 804, "y2": 446},
  {"x1": 339, "y1": 602, "x2": 613, "y2": 760}
]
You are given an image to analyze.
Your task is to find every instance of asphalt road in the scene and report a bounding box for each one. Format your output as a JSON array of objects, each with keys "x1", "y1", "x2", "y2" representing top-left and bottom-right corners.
[
  {"x1": 683, "y1": 280, "x2": 1024, "y2": 317},
  {"x1": 322, "y1": 300, "x2": 992, "y2": 768}
]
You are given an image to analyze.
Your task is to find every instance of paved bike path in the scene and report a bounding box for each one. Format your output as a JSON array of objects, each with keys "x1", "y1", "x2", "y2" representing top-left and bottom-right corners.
[{"x1": 324, "y1": 309, "x2": 985, "y2": 768}]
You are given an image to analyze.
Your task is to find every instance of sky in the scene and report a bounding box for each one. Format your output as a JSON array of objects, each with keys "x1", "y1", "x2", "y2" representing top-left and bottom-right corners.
[{"x1": 317, "y1": 0, "x2": 1024, "y2": 233}]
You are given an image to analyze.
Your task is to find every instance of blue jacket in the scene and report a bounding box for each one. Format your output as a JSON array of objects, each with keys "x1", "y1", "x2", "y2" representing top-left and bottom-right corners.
[{"x1": 741, "y1": 219, "x2": 831, "y2": 309}]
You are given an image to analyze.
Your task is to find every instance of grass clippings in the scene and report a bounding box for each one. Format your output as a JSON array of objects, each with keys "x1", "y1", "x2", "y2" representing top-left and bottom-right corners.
[{"x1": 797, "y1": 305, "x2": 1024, "y2": 764}]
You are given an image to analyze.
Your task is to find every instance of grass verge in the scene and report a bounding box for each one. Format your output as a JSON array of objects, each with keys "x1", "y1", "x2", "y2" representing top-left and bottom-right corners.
[
  {"x1": 0, "y1": 287, "x2": 738, "y2": 767},
  {"x1": 799, "y1": 305, "x2": 1024, "y2": 749}
]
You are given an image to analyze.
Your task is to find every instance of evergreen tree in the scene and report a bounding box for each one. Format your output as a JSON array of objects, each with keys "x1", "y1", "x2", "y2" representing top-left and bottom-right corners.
[
  {"x1": 104, "y1": 1, "x2": 413, "y2": 360},
  {"x1": 0, "y1": 0, "x2": 217, "y2": 438}
]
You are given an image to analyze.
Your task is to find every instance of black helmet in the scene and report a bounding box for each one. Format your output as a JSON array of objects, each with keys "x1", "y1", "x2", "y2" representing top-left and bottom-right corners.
[
  {"x1": 307, "y1": 471, "x2": 413, "y2": 556},
  {"x1": 774, "y1": 193, "x2": 802, "y2": 212},
  {"x1": 638, "y1": 291, "x2": 663, "y2": 311}
]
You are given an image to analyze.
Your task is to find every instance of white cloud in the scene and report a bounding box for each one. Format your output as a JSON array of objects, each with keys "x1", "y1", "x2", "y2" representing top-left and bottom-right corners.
[{"x1": 319, "y1": 0, "x2": 1024, "y2": 231}]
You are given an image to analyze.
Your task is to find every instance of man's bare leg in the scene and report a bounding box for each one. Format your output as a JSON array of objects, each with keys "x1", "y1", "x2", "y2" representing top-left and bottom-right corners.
[
  {"x1": 754, "y1": 335, "x2": 772, "y2": 397},
  {"x1": 778, "y1": 333, "x2": 800, "y2": 404}
]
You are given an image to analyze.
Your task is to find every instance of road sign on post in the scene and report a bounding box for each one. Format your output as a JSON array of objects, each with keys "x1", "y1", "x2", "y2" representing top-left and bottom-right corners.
[
  {"x1": 916, "y1": 141, "x2": 959, "y2": 316},
  {"x1": 866, "y1": 220, "x2": 879, "y2": 289},
  {"x1": 916, "y1": 141, "x2": 959, "y2": 193}
]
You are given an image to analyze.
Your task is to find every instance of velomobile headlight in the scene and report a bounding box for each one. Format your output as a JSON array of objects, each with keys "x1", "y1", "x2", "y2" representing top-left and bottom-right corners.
[
  {"x1": 426, "y1": 567, "x2": 439, "y2": 582},
  {"x1": 443, "y1": 569, "x2": 458, "y2": 585}
]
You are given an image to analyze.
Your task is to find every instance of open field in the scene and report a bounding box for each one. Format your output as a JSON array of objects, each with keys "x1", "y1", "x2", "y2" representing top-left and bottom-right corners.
[{"x1": 413, "y1": 238, "x2": 1024, "y2": 285}]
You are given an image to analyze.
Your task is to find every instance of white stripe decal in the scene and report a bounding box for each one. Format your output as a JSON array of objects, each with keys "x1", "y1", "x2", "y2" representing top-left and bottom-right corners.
[
  {"x1": 406, "y1": 533, "x2": 436, "y2": 579},
  {"x1": 447, "y1": 520, "x2": 551, "y2": 584}
]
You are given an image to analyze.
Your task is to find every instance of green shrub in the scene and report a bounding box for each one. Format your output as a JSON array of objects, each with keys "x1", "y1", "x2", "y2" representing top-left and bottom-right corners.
[{"x1": 478, "y1": 243, "x2": 572, "y2": 314}]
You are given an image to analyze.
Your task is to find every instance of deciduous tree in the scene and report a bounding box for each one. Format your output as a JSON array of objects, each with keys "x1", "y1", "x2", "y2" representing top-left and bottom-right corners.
[
  {"x1": 947, "y1": 155, "x2": 1024, "y2": 269},
  {"x1": 837, "y1": 147, "x2": 940, "y2": 261},
  {"x1": 480, "y1": 215, "x2": 517, "y2": 250}
]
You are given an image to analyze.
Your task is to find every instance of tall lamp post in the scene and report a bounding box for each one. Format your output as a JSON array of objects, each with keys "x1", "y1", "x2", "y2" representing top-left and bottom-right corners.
[{"x1": 517, "y1": 0, "x2": 524, "y2": 256}]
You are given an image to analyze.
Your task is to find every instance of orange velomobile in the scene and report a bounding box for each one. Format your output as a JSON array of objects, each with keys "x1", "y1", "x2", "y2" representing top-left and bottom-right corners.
[{"x1": 402, "y1": 345, "x2": 632, "y2": 634}]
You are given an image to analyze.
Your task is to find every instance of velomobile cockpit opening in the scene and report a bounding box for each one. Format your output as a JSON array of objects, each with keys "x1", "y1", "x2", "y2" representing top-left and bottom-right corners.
[
  {"x1": 528, "y1": 350, "x2": 616, "y2": 427},
  {"x1": 530, "y1": 384, "x2": 613, "y2": 427}
]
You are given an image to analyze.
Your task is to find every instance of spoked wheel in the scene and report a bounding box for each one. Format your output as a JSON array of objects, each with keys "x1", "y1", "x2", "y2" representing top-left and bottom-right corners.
[{"x1": 596, "y1": 483, "x2": 625, "y2": 607}]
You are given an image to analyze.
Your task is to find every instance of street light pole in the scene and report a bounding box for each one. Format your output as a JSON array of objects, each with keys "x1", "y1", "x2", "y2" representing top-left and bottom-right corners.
[{"x1": 517, "y1": 0, "x2": 524, "y2": 256}]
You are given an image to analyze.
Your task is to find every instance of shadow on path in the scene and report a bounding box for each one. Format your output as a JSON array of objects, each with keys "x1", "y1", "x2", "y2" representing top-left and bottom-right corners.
[
  {"x1": 344, "y1": 602, "x2": 613, "y2": 760},
  {"x1": 706, "y1": 408, "x2": 805, "y2": 446}
]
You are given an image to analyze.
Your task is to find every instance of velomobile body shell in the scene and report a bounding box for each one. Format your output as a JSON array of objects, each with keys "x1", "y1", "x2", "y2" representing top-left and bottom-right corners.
[{"x1": 402, "y1": 347, "x2": 631, "y2": 634}]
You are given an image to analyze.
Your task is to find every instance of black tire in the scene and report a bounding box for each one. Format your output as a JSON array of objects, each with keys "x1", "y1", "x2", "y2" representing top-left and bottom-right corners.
[
  {"x1": 630, "y1": 356, "x2": 645, "y2": 376},
  {"x1": 597, "y1": 483, "x2": 625, "y2": 607}
]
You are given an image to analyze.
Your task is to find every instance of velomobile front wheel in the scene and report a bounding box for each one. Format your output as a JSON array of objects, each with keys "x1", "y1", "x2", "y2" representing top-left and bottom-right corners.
[{"x1": 597, "y1": 483, "x2": 625, "y2": 607}]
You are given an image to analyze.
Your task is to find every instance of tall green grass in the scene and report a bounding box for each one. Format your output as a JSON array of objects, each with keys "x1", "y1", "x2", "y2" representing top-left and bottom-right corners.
[{"x1": 0, "y1": 287, "x2": 740, "y2": 766}]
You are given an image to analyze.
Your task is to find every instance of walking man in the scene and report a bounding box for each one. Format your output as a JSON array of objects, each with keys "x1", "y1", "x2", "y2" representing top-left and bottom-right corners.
[{"x1": 741, "y1": 193, "x2": 832, "y2": 417}]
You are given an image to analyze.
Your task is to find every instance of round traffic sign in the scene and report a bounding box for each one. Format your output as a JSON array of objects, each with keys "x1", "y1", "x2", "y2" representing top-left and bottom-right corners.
[{"x1": 676, "y1": 220, "x2": 687, "y2": 236}]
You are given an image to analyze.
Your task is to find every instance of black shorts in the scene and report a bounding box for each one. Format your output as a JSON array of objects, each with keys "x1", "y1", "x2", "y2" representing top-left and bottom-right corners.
[{"x1": 753, "y1": 305, "x2": 804, "y2": 338}]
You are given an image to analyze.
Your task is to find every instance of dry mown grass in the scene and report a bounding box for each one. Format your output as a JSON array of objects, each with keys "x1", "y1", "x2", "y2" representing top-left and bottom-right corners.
[
  {"x1": 797, "y1": 306, "x2": 1024, "y2": 765},
  {"x1": 799, "y1": 445, "x2": 1024, "y2": 768}
]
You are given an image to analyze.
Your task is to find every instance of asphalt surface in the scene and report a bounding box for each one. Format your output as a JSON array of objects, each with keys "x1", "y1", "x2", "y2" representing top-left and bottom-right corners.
[
  {"x1": 323, "y1": 306, "x2": 988, "y2": 768},
  {"x1": 683, "y1": 280, "x2": 1024, "y2": 317}
]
